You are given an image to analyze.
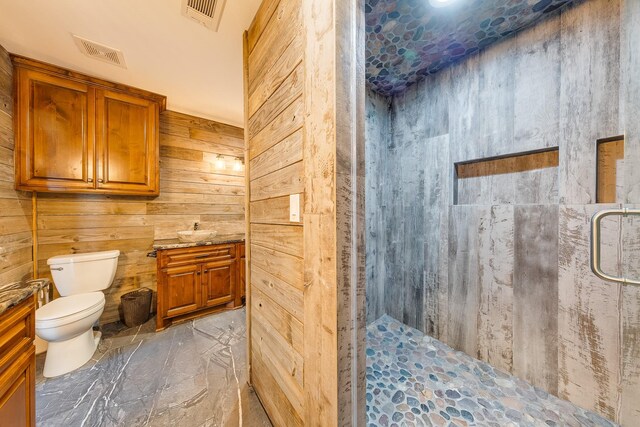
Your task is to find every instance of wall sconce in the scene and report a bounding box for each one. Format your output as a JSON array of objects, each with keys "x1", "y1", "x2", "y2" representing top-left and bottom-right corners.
[
  {"x1": 214, "y1": 155, "x2": 226, "y2": 170},
  {"x1": 233, "y1": 157, "x2": 244, "y2": 172}
]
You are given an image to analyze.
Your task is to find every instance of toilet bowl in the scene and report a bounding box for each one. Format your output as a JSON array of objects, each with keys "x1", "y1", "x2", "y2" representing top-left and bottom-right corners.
[{"x1": 36, "y1": 250, "x2": 119, "y2": 378}]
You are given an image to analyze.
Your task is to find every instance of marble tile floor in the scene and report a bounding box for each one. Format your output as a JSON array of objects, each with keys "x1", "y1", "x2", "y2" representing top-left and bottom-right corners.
[
  {"x1": 35, "y1": 308, "x2": 272, "y2": 427},
  {"x1": 366, "y1": 315, "x2": 619, "y2": 427}
]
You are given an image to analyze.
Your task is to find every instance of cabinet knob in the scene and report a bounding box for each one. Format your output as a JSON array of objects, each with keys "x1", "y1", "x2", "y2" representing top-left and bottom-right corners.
[
  {"x1": 98, "y1": 179, "x2": 104, "y2": 183},
  {"x1": 88, "y1": 178, "x2": 93, "y2": 183}
]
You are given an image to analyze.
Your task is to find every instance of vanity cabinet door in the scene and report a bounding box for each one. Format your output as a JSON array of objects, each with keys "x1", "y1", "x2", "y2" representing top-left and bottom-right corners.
[
  {"x1": 160, "y1": 264, "x2": 201, "y2": 318},
  {"x1": 201, "y1": 259, "x2": 236, "y2": 308},
  {"x1": 0, "y1": 347, "x2": 35, "y2": 427},
  {"x1": 239, "y1": 243, "x2": 246, "y2": 303},
  {"x1": 14, "y1": 68, "x2": 95, "y2": 191},
  {"x1": 0, "y1": 297, "x2": 36, "y2": 427}
]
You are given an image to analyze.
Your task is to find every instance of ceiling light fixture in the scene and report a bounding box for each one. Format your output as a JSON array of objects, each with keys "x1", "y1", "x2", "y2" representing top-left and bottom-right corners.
[{"x1": 429, "y1": 0, "x2": 459, "y2": 8}]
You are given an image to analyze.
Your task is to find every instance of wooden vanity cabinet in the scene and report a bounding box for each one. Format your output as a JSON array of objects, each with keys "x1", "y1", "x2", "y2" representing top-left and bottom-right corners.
[
  {"x1": 156, "y1": 242, "x2": 245, "y2": 330},
  {"x1": 0, "y1": 296, "x2": 36, "y2": 427},
  {"x1": 12, "y1": 55, "x2": 165, "y2": 195}
]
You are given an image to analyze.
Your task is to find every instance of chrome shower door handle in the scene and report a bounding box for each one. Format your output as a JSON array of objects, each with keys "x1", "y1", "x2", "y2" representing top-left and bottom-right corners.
[{"x1": 591, "y1": 208, "x2": 640, "y2": 286}]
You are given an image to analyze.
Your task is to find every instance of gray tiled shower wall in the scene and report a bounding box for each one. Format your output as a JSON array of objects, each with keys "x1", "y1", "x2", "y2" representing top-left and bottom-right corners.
[{"x1": 364, "y1": 0, "x2": 640, "y2": 424}]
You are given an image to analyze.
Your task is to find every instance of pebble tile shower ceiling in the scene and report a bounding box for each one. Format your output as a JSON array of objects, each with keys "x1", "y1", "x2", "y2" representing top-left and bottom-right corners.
[{"x1": 365, "y1": 0, "x2": 580, "y2": 95}]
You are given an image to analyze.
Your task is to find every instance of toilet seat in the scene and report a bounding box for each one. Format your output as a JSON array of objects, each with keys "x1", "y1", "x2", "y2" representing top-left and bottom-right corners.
[{"x1": 36, "y1": 292, "x2": 105, "y2": 329}]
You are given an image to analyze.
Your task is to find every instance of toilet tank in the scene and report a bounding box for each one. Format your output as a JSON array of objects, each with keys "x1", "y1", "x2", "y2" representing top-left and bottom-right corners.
[{"x1": 47, "y1": 250, "x2": 120, "y2": 296}]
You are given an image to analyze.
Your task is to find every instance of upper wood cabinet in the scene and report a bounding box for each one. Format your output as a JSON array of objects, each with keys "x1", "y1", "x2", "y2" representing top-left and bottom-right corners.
[
  {"x1": 15, "y1": 69, "x2": 95, "y2": 191},
  {"x1": 12, "y1": 55, "x2": 165, "y2": 195},
  {"x1": 96, "y1": 89, "x2": 158, "y2": 194}
]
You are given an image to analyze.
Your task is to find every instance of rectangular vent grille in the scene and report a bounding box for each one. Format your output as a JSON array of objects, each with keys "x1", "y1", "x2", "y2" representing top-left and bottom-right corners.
[
  {"x1": 182, "y1": 0, "x2": 226, "y2": 31},
  {"x1": 72, "y1": 35, "x2": 127, "y2": 68},
  {"x1": 188, "y1": 0, "x2": 217, "y2": 17}
]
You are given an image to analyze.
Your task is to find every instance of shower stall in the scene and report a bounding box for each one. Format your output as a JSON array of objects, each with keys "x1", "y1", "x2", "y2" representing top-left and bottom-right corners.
[{"x1": 363, "y1": 0, "x2": 640, "y2": 425}]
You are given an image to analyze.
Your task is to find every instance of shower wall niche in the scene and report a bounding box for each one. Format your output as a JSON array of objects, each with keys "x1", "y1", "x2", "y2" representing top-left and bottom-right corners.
[
  {"x1": 596, "y1": 137, "x2": 624, "y2": 203},
  {"x1": 454, "y1": 148, "x2": 559, "y2": 205},
  {"x1": 365, "y1": 0, "x2": 640, "y2": 424}
]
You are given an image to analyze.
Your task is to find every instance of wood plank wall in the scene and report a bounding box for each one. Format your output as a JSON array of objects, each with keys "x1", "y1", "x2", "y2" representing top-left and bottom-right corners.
[
  {"x1": 246, "y1": 0, "x2": 364, "y2": 425},
  {"x1": 0, "y1": 44, "x2": 32, "y2": 285},
  {"x1": 35, "y1": 110, "x2": 245, "y2": 323},
  {"x1": 245, "y1": 0, "x2": 305, "y2": 424},
  {"x1": 365, "y1": 0, "x2": 640, "y2": 424}
]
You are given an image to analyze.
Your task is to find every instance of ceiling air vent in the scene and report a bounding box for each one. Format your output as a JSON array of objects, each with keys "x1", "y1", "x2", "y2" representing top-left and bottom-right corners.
[
  {"x1": 72, "y1": 35, "x2": 127, "y2": 68},
  {"x1": 182, "y1": 0, "x2": 227, "y2": 32}
]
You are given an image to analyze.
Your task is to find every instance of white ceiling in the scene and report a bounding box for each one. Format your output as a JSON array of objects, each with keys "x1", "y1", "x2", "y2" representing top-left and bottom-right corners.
[{"x1": 0, "y1": 0, "x2": 261, "y2": 127}]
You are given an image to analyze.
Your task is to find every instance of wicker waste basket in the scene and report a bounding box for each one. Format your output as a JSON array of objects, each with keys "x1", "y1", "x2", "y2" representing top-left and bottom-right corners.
[{"x1": 120, "y1": 287, "x2": 152, "y2": 328}]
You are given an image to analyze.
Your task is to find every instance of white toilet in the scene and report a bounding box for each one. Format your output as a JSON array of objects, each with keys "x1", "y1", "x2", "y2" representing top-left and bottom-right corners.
[{"x1": 36, "y1": 250, "x2": 120, "y2": 377}]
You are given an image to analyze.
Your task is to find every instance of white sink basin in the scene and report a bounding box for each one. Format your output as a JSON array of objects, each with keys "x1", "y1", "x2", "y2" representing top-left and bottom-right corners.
[{"x1": 177, "y1": 230, "x2": 218, "y2": 243}]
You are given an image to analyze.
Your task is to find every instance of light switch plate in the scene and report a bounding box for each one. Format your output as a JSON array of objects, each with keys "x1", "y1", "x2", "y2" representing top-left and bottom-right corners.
[{"x1": 290, "y1": 194, "x2": 300, "y2": 222}]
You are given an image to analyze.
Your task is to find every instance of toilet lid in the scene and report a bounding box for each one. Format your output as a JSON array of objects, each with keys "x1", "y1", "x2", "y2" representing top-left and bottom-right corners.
[{"x1": 36, "y1": 292, "x2": 105, "y2": 322}]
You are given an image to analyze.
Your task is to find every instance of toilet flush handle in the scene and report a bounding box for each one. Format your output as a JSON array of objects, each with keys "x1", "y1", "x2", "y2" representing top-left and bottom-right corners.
[{"x1": 50, "y1": 267, "x2": 63, "y2": 271}]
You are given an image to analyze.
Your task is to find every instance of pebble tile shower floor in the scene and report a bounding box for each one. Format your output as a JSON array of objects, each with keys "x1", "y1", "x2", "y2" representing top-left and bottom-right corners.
[{"x1": 366, "y1": 315, "x2": 618, "y2": 427}]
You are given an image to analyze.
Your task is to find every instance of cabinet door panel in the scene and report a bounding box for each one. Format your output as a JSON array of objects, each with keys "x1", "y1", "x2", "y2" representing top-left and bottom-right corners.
[
  {"x1": 161, "y1": 265, "x2": 201, "y2": 318},
  {"x1": 240, "y1": 255, "x2": 246, "y2": 301},
  {"x1": 96, "y1": 90, "x2": 158, "y2": 194},
  {"x1": 0, "y1": 347, "x2": 35, "y2": 427},
  {"x1": 16, "y1": 69, "x2": 94, "y2": 190},
  {"x1": 202, "y1": 260, "x2": 235, "y2": 307}
]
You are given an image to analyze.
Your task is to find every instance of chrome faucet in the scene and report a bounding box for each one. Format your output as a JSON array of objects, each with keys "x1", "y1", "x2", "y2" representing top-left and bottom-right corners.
[{"x1": 194, "y1": 222, "x2": 200, "y2": 231}]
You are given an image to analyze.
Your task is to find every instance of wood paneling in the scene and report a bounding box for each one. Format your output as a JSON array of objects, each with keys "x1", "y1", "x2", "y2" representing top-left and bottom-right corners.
[
  {"x1": 251, "y1": 265, "x2": 303, "y2": 322},
  {"x1": 250, "y1": 129, "x2": 303, "y2": 180},
  {"x1": 36, "y1": 110, "x2": 245, "y2": 323},
  {"x1": 251, "y1": 244, "x2": 303, "y2": 290},
  {"x1": 0, "y1": 44, "x2": 32, "y2": 285},
  {"x1": 250, "y1": 161, "x2": 303, "y2": 202},
  {"x1": 246, "y1": 1, "x2": 306, "y2": 420},
  {"x1": 249, "y1": 97, "x2": 303, "y2": 160},
  {"x1": 246, "y1": 0, "x2": 364, "y2": 424},
  {"x1": 250, "y1": 224, "x2": 302, "y2": 257},
  {"x1": 251, "y1": 195, "x2": 302, "y2": 225}
]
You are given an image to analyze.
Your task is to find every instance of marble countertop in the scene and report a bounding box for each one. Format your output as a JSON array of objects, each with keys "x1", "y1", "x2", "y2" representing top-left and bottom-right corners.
[
  {"x1": 0, "y1": 278, "x2": 51, "y2": 315},
  {"x1": 153, "y1": 234, "x2": 245, "y2": 250}
]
